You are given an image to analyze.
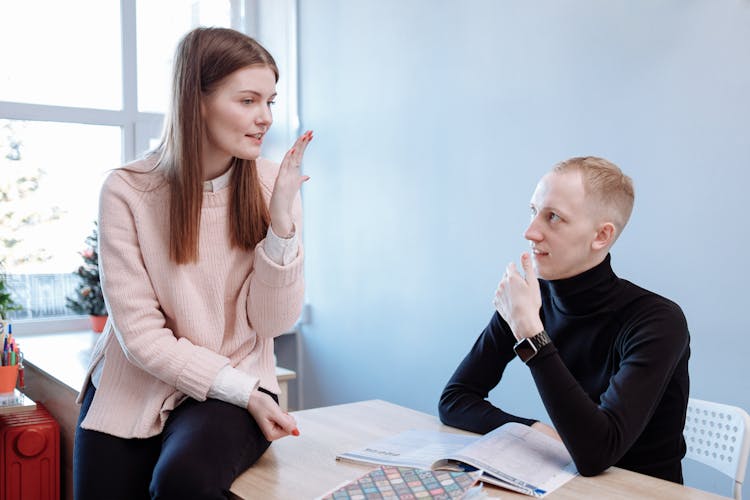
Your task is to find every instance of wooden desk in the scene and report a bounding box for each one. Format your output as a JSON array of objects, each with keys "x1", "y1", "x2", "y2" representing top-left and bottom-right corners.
[{"x1": 230, "y1": 400, "x2": 726, "y2": 500}]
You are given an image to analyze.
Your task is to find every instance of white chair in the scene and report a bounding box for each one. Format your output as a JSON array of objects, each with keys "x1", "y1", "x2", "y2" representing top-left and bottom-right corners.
[{"x1": 683, "y1": 398, "x2": 750, "y2": 500}]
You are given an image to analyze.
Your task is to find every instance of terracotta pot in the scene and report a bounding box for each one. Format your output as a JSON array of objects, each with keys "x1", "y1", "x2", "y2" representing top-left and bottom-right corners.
[{"x1": 89, "y1": 315, "x2": 108, "y2": 333}]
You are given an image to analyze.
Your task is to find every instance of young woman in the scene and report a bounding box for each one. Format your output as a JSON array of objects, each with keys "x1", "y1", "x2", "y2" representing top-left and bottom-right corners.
[{"x1": 73, "y1": 27, "x2": 312, "y2": 499}]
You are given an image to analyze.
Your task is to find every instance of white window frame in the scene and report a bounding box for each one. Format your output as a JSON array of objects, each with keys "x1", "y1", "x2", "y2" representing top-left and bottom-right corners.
[{"x1": 1, "y1": 0, "x2": 299, "y2": 335}]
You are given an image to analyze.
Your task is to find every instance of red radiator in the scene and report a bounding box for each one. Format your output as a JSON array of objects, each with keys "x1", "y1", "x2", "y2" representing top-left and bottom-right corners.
[{"x1": 0, "y1": 405, "x2": 60, "y2": 500}]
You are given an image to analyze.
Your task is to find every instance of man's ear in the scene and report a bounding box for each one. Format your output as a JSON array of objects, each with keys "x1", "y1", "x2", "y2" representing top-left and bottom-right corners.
[{"x1": 592, "y1": 222, "x2": 616, "y2": 251}]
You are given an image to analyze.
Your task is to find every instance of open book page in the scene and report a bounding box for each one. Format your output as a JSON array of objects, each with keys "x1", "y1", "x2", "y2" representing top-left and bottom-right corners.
[
  {"x1": 336, "y1": 429, "x2": 477, "y2": 469},
  {"x1": 436, "y1": 422, "x2": 577, "y2": 497}
]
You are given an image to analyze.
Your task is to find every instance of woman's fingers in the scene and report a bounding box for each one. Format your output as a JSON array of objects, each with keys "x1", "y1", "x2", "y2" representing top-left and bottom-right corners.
[
  {"x1": 282, "y1": 130, "x2": 313, "y2": 169},
  {"x1": 277, "y1": 132, "x2": 313, "y2": 191},
  {"x1": 262, "y1": 410, "x2": 299, "y2": 441}
]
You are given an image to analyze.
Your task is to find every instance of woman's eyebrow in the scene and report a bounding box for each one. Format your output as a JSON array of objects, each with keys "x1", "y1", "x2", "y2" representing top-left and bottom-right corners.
[{"x1": 237, "y1": 89, "x2": 277, "y2": 99}]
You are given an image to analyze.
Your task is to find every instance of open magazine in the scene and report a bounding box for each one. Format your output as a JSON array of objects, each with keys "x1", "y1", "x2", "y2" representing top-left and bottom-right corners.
[{"x1": 336, "y1": 422, "x2": 578, "y2": 497}]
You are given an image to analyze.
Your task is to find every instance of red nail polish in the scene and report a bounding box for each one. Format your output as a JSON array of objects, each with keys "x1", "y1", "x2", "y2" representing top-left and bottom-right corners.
[{"x1": 292, "y1": 428, "x2": 300, "y2": 436}]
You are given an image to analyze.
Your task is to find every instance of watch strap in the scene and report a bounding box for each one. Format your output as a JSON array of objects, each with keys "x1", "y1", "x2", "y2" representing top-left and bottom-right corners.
[{"x1": 527, "y1": 329, "x2": 551, "y2": 350}]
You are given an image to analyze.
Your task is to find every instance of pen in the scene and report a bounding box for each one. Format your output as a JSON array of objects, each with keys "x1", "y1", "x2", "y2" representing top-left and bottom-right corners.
[{"x1": 18, "y1": 352, "x2": 24, "y2": 389}]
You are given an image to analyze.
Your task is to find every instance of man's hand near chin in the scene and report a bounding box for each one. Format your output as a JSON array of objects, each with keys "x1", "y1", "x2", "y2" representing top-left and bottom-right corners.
[{"x1": 493, "y1": 252, "x2": 544, "y2": 340}]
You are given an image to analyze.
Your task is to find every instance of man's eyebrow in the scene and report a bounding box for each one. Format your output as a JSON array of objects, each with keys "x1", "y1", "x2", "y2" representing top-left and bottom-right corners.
[
  {"x1": 535, "y1": 204, "x2": 571, "y2": 218},
  {"x1": 547, "y1": 205, "x2": 572, "y2": 218}
]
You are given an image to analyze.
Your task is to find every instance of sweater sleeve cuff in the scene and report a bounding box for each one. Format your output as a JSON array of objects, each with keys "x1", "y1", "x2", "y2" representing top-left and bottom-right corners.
[
  {"x1": 173, "y1": 342, "x2": 231, "y2": 400},
  {"x1": 208, "y1": 365, "x2": 260, "y2": 408},
  {"x1": 253, "y1": 242, "x2": 305, "y2": 288}
]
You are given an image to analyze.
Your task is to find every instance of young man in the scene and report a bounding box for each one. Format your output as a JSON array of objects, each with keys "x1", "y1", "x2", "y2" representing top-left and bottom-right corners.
[{"x1": 439, "y1": 157, "x2": 690, "y2": 483}]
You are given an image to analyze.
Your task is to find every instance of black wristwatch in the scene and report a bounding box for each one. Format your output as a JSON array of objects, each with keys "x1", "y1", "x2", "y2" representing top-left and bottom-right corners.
[{"x1": 513, "y1": 329, "x2": 552, "y2": 364}]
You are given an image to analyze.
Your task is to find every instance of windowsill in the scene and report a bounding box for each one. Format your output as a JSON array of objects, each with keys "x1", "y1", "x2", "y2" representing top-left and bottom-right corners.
[
  {"x1": 11, "y1": 316, "x2": 94, "y2": 336},
  {"x1": 19, "y1": 330, "x2": 97, "y2": 394}
]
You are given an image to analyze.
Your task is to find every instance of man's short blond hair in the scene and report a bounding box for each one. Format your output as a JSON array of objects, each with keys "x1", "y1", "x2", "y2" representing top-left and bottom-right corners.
[{"x1": 553, "y1": 157, "x2": 635, "y2": 237}]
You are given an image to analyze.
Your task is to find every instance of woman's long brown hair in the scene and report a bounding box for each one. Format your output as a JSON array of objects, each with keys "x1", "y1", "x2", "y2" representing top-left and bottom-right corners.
[{"x1": 154, "y1": 27, "x2": 278, "y2": 264}]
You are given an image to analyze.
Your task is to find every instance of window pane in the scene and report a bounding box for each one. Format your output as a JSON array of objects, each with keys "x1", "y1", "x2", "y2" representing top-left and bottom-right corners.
[
  {"x1": 137, "y1": 0, "x2": 232, "y2": 113},
  {"x1": 1, "y1": 119, "x2": 120, "y2": 319},
  {"x1": 0, "y1": 1, "x2": 121, "y2": 109}
]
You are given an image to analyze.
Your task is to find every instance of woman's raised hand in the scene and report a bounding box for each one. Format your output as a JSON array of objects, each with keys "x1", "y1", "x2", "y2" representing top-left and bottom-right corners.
[{"x1": 269, "y1": 130, "x2": 313, "y2": 237}]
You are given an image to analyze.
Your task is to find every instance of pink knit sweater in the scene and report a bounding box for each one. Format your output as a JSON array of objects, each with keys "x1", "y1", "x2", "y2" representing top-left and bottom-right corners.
[{"x1": 78, "y1": 157, "x2": 304, "y2": 438}]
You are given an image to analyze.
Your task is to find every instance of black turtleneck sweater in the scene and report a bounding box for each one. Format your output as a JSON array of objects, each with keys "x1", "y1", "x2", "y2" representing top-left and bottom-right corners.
[{"x1": 438, "y1": 254, "x2": 690, "y2": 483}]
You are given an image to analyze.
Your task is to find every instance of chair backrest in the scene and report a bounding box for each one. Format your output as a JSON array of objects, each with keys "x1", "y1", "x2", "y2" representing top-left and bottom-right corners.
[{"x1": 684, "y1": 398, "x2": 750, "y2": 500}]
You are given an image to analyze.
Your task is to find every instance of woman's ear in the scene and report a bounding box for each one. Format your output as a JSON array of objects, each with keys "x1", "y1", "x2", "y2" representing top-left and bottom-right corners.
[{"x1": 592, "y1": 222, "x2": 616, "y2": 251}]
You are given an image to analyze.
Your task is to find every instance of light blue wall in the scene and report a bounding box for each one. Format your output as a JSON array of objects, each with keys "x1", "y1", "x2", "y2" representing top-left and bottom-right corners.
[{"x1": 296, "y1": 1, "x2": 750, "y2": 496}]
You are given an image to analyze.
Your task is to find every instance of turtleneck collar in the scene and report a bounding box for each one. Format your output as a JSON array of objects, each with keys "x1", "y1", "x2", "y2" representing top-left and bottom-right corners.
[{"x1": 541, "y1": 253, "x2": 620, "y2": 315}]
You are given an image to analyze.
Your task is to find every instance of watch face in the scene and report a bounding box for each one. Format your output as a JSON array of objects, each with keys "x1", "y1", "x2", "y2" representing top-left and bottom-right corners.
[{"x1": 514, "y1": 338, "x2": 537, "y2": 363}]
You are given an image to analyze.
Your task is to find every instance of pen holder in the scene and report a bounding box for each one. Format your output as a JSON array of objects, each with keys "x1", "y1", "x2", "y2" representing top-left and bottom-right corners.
[{"x1": 0, "y1": 364, "x2": 19, "y2": 394}]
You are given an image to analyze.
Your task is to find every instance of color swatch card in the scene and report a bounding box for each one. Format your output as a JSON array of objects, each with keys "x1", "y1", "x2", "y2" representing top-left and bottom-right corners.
[{"x1": 317, "y1": 465, "x2": 482, "y2": 500}]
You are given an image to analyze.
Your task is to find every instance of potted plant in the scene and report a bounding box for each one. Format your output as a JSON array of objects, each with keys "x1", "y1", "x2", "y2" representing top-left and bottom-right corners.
[
  {"x1": 67, "y1": 222, "x2": 108, "y2": 332},
  {"x1": 0, "y1": 260, "x2": 22, "y2": 320}
]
